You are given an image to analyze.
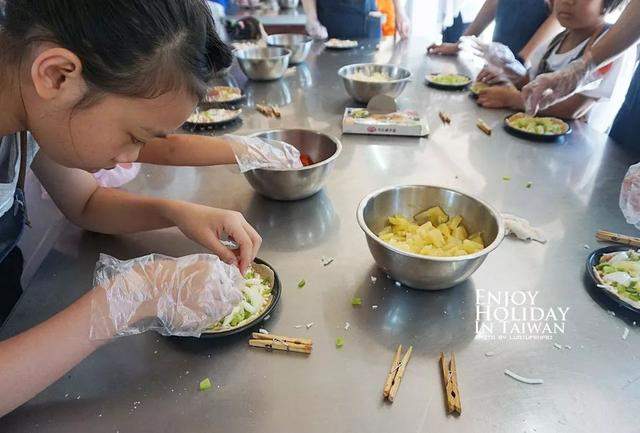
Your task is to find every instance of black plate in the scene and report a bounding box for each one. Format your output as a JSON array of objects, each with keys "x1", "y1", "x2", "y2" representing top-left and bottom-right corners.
[
  {"x1": 199, "y1": 257, "x2": 282, "y2": 338},
  {"x1": 503, "y1": 115, "x2": 572, "y2": 142},
  {"x1": 425, "y1": 74, "x2": 472, "y2": 91},
  {"x1": 586, "y1": 245, "x2": 640, "y2": 315},
  {"x1": 181, "y1": 109, "x2": 242, "y2": 132}
]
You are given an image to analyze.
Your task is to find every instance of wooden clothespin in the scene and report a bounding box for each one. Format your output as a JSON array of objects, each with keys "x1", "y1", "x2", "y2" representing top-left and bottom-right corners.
[{"x1": 439, "y1": 352, "x2": 462, "y2": 415}]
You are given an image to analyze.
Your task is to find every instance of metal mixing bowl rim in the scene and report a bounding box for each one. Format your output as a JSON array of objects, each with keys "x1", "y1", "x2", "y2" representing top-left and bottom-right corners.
[
  {"x1": 356, "y1": 184, "x2": 505, "y2": 262},
  {"x1": 234, "y1": 47, "x2": 292, "y2": 61},
  {"x1": 337, "y1": 63, "x2": 413, "y2": 83},
  {"x1": 247, "y1": 128, "x2": 342, "y2": 172},
  {"x1": 266, "y1": 34, "x2": 314, "y2": 47}
]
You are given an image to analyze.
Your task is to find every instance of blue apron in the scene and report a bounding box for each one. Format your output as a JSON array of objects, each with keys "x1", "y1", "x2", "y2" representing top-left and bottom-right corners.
[
  {"x1": 317, "y1": 0, "x2": 381, "y2": 40},
  {"x1": 0, "y1": 133, "x2": 29, "y2": 324},
  {"x1": 610, "y1": 63, "x2": 640, "y2": 149},
  {"x1": 493, "y1": 0, "x2": 550, "y2": 57}
]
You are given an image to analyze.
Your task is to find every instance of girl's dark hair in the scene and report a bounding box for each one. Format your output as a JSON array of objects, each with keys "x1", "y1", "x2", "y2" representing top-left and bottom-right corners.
[{"x1": 0, "y1": 0, "x2": 232, "y2": 102}]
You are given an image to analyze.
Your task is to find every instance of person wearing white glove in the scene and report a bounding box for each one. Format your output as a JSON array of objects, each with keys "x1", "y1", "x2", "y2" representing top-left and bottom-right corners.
[
  {"x1": 462, "y1": 36, "x2": 528, "y2": 84},
  {"x1": 474, "y1": 0, "x2": 633, "y2": 127},
  {"x1": 522, "y1": 0, "x2": 640, "y2": 117}
]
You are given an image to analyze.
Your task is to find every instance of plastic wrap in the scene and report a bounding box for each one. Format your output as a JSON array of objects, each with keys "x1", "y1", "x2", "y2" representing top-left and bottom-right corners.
[
  {"x1": 226, "y1": 134, "x2": 303, "y2": 173},
  {"x1": 461, "y1": 36, "x2": 527, "y2": 83},
  {"x1": 620, "y1": 163, "x2": 640, "y2": 229}
]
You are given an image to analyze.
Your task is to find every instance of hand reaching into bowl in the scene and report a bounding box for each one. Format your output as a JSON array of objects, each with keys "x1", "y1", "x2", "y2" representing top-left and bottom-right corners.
[{"x1": 225, "y1": 134, "x2": 303, "y2": 172}]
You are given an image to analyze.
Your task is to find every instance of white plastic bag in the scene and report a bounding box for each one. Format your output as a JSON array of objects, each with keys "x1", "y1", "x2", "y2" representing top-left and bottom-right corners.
[{"x1": 226, "y1": 134, "x2": 303, "y2": 173}]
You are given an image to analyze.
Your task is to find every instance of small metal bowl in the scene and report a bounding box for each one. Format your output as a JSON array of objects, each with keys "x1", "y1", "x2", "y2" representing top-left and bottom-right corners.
[
  {"x1": 266, "y1": 33, "x2": 313, "y2": 64},
  {"x1": 278, "y1": 0, "x2": 300, "y2": 9},
  {"x1": 338, "y1": 63, "x2": 412, "y2": 103},
  {"x1": 235, "y1": 47, "x2": 292, "y2": 81},
  {"x1": 357, "y1": 185, "x2": 505, "y2": 290},
  {"x1": 244, "y1": 129, "x2": 342, "y2": 201}
]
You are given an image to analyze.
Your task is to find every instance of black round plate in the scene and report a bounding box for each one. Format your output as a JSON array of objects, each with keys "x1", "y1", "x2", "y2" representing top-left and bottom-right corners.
[
  {"x1": 504, "y1": 115, "x2": 572, "y2": 142},
  {"x1": 586, "y1": 245, "x2": 640, "y2": 315},
  {"x1": 181, "y1": 110, "x2": 242, "y2": 132},
  {"x1": 425, "y1": 74, "x2": 471, "y2": 91},
  {"x1": 198, "y1": 257, "x2": 281, "y2": 338}
]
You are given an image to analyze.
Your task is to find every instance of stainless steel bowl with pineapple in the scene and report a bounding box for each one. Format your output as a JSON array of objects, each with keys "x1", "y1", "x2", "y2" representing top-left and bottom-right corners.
[{"x1": 357, "y1": 185, "x2": 504, "y2": 290}]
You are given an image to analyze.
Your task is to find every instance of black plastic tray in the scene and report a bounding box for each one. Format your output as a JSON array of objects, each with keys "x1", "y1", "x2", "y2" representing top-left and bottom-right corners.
[{"x1": 503, "y1": 115, "x2": 572, "y2": 142}]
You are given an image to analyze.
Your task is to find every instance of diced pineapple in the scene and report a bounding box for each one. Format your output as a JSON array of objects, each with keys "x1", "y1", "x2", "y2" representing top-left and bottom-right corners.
[
  {"x1": 447, "y1": 215, "x2": 462, "y2": 230},
  {"x1": 415, "y1": 206, "x2": 449, "y2": 226},
  {"x1": 437, "y1": 223, "x2": 451, "y2": 237},
  {"x1": 462, "y1": 239, "x2": 484, "y2": 254},
  {"x1": 452, "y1": 225, "x2": 468, "y2": 241},
  {"x1": 425, "y1": 229, "x2": 445, "y2": 247},
  {"x1": 468, "y1": 232, "x2": 484, "y2": 246}
]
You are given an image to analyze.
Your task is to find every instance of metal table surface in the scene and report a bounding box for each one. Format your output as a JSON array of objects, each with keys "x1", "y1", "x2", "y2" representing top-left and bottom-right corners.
[{"x1": 2, "y1": 37, "x2": 640, "y2": 433}]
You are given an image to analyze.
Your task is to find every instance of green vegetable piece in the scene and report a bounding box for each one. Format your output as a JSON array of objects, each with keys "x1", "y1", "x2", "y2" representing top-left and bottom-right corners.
[
  {"x1": 603, "y1": 265, "x2": 616, "y2": 274},
  {"x1": 335, "y1": 337, "x2": 345, "y2": 348},
  {"x1": 351, "y1": 297, "x2": 363, "y2": 306},
  {"x1": 199, "y1": 378, "x2": 212, "y2": 391},
  {"x1": 526, "y1": 182, "x2": 533, "y2": 188},
  {"x1": 502, "y1": 176, "x2": 511, "y2": 181},
  {"x1": 298, "y1": 279, "x2": 306, "y2": 288}
]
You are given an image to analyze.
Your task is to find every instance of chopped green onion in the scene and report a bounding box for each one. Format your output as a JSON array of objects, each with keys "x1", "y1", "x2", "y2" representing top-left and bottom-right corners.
[
  {"x1": 526, "y1": 182, "x2": 533, "y2": 188},
  {"x1": 351, "y1": 297, "x2": 363, "y2": 306},
  {"x1": 502, "y1": 176, "x2": 511, "y2": 181},
  {"x1": 199, "y1": 377, "x2": 212, "y2": 391},
  {"x1": 335, "y1": 337, "x2": 345, "y2": 348},
  {"x1": 298, "y1": 279, "x2": 306, "y2": 288}
]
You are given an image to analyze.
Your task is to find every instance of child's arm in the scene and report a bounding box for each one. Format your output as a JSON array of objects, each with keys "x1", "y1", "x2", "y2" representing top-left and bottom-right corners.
[
  {"x1": 136, "y1": 134, "x2": 236, "y2": 166},
  {"x1": 0, "y1": 290, "x2": 104, "y2": 416},
  {"x1": 31, "y1": 153, "x2": 260, "y2": 272},
  {"x1": 477, "y1": 86, "x2": 596, "y2": 119}
]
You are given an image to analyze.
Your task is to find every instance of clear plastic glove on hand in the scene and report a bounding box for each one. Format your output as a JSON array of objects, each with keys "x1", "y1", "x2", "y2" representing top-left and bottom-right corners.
[
  {"x1": 226, "y1": 134, "x2": 302, "y2": 173},
  {"x1": 620, "y1": 163, "x2": 640, "y2": 229},
  {"x1": 522, "y1": 55, "x2": 596, "y2": 115},
  {"x1": 461, "y1": 36, "x2": 527, "y2": 83},
  {"x1": 90, "y1": 253, "x2": 244, "y2": 339},
  {"x1": 305, "y1": 19, "x2": 328, "y2": 40}
]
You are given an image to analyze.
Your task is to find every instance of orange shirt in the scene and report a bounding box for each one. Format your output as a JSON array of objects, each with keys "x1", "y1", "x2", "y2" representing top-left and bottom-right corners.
[{"x1": 376, "y1": 0, "x2": 395, "y2": 36}]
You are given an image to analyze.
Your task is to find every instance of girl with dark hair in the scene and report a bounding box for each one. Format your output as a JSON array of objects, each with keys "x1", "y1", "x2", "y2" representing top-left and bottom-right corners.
[{"x1": 0, "y1": 0, "x2": 290, "y2": 415}]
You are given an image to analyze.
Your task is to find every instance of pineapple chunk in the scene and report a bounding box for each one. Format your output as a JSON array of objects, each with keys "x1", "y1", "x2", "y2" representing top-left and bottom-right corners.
[
  {"x1": 462, "y1": 239, "x2": 484, "y2": 254},
  {"x1": 415, "y1": 206, "x2": 449, "y2": 226},
  {"x1": 468, "y1": 232, "x2": 484, "y2": 246},
  {"x1": 447, "y1": 215, "x2": 462, "y2": 230},
  {"x1": 452, "y1": 225, "x2": 468, "y2": 241},
  {"x1": 425, "y1": 229, "x2": 445, "y2": 247}
]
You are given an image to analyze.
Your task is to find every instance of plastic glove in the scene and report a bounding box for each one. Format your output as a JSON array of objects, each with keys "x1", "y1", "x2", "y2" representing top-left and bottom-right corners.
[
  {"x1": 502, "y1": 213, "x2": 547, "y2": 243},
  {"x1": 226, "y1": 134, "x2": 303, "y2": 173},
  {"x1": 476, "y1": 64, "x2": 511, "y2": 85},
  {"x1": 306, "y1": 19, "x2": 328, "y2": 40},
  {"x1": 90, "y1": 253, "x2": 245, "y2": 339},
  {"x1": 522, "y1": 54, "x2": 597, "y2": 115},
  {"x1": 395, "y1": 12, "x2": 411, "y2": 39},
  {"x1": 620, "y1": 163, "x2": 640, "y2": 229},
  {"x1": 461, "y1": 36, "x2": 527, "y2": 83}
]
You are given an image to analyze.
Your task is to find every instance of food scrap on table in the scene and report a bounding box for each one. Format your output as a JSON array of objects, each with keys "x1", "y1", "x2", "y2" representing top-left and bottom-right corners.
[
  {"x1": 439, "y1": 352, "x2": 461, "y2": 414},
  {"x1": 249, "y1": 332, "x2": 313, "y2": 354},
  {"x1": 476, "y1": 118, "x2": 492, "y2": 135},
  {"x1": 199, "y1": 378, "x2": 212, "y2": 391},
  {"x1": 351, "y1": 297, "x2": 363, "y2": 307},
  {"x1": 438, "y1": 111, "x2": 451, "y2": 125},
  {"x1": 298, "y1": 279, "x2": 306, "y2": 288},
  {"x1": 256, "y1": 104, "x2": 281, "y2": 118},
  {"x1": 504, "y1": 369, "x2": 544, "y2": 385},
  {"x1": 383, "y1": 345, "x2": 412, "y2": 402},
  {"x1": 335, "y1": 337, "x2": 345, "y2": 348},
  {"x1": 502, "y1": 213, "x2": 547, "y2": 244}
]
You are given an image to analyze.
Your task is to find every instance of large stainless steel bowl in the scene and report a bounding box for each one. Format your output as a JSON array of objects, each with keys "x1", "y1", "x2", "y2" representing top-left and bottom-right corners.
[
  {"x1": 278, "y1": 0, "x2": 300, "y2": 9},
  {"x1": 338, "y1": 63, "x2": 412, "y2": 103},
  {"x1": 266, "y1": 34, "x2": 313, "y2": 64},
  {"x1": 235, "y1": 47, "x2": 291, "y2": 81},
  {"x1": 357, "y1": 185, "x2": 504, "y2": 290},
  {"x1": 244, "y1": 129, "x2": 342, "y2": 201}
]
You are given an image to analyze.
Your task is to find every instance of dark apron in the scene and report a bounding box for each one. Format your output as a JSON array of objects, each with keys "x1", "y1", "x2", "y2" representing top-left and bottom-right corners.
[
  {"x1": 610, "y1": 62, "x2": 640, "y2": 149},
  {"x1": 493, "y1": 0, "x2": 550, "y2": 56},
  {"x1": 317, "y1": 0, "x2": 381, "y2": 40},
  {"x1": 0, "y1": 132, "x2": 29, "y2": 324}
]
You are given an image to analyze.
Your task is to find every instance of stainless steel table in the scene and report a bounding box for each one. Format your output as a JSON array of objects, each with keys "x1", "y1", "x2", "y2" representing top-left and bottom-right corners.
[{"x1": 2, "y1": 37, "x2": 640, "y2": 433}]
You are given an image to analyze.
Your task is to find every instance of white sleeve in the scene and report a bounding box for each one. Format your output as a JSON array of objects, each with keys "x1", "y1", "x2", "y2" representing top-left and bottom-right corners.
[
  {"x1": 580, "y1": 44, "x2": 638, "y2": 101},
  {"x1": 526, "y1": 43, "x2": 548, "y2": 81}
]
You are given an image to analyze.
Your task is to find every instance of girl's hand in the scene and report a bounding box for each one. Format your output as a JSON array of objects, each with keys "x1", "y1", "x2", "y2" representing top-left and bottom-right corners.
[
  {"x1": 427, "y1": 42, "x2": 460, "y2": 56},
  {"x1": 90, "y1": 253, "x2": 245, "y2": 339},
  {"x1": 476, "y1": 65, "x2": 510, "y2": 85},
  {"x1": 477, "y1": 86, "x2": 524, "y2": 110},
  {"x1": 165, "y1": 202, "x2": 261, "y2": 274}
]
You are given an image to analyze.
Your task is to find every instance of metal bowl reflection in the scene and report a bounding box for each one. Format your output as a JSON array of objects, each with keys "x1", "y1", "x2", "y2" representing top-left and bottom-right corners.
[{"x1": 357, "y1": 185, "x2": 504, "y2": 290}]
